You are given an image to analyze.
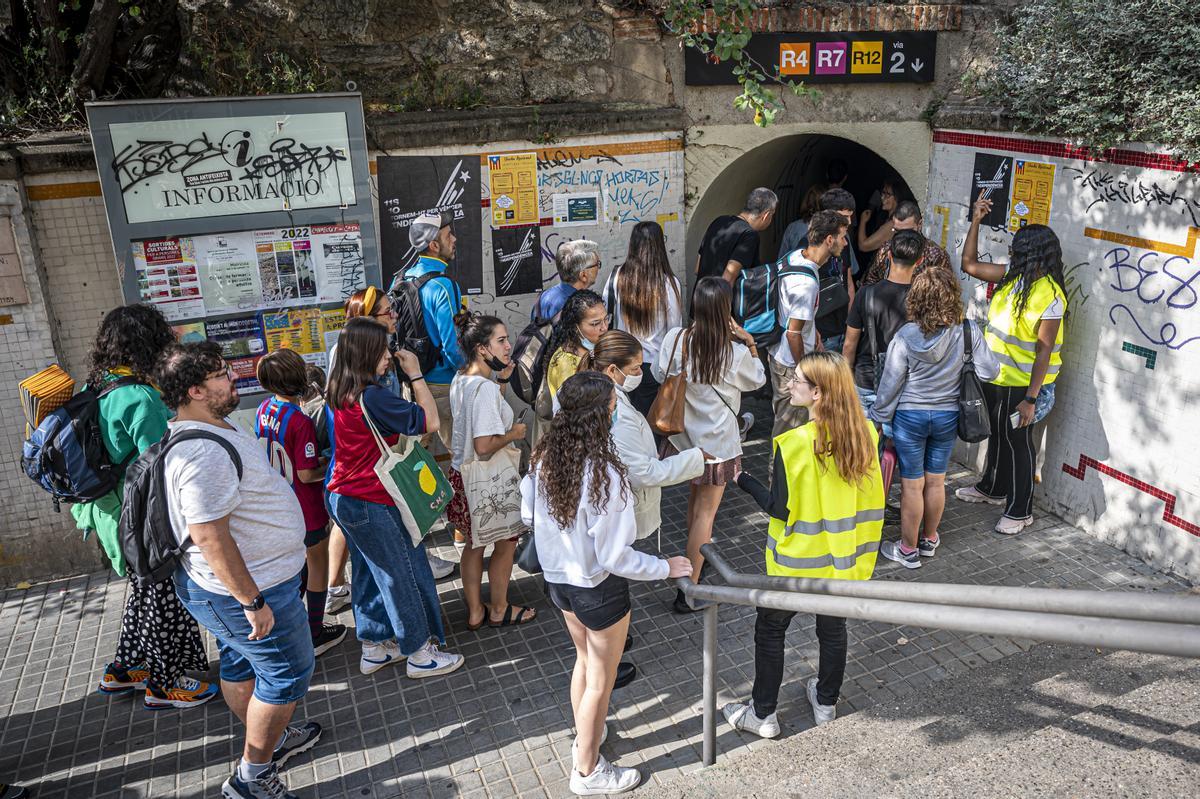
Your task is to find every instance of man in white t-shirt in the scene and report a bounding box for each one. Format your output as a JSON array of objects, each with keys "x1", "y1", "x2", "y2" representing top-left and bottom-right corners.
[
  {"x1": 767, "y1": 210, "x2": 850, "y2": 438},
  {"x1": 156, "y1": 341, "x2": 320, "y2": 799}
]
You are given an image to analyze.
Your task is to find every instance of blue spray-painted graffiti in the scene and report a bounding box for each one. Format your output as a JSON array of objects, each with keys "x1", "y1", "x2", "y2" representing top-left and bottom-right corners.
[{"x1": 1105, "y1": 246, "x2": 1200, "y2": 351}]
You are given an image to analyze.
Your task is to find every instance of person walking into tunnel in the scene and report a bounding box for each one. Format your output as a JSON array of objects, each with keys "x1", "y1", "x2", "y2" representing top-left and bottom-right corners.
[
  {"x1": 724, "y1": 351, "x2": 884, "y2": 737},
  {"x1": 80, "y1": 305, "x2": 216, "y2": 710},
  {"x1": 859, "y1": 200, "x2": 953, "y2": 287},
  {"x1": 602, "y1": 222, "x2": 683, "y2": 420},
  {"x1": 542, "y1": 289, "x2": 610, "y2": 402},
  {"x1": 448, "y1": 312, "x2": 536, "y2": 632},
  {"x1": 857, "y1": 179, "x2": 900, "y2": 257},
  {"x1": 535, "y1": 239, "x2": 602, "y2": 322},
  {"x1": 768, "y1": 210, "x2": 849, "y2": 439},
  {"x1": 956, "y1": 194, "x2": 1067, "y2": 535},
  {"x1": 870, "y1": 268, "x2": 1000, "y2": 568},
  {"x1": 521, "y1": 371, "x2": 693, "y2": 795},
  {"x1": 784, "y1": 157, "x2": 850, "y2": 251},
  {"x1": 694, "y1": 187, "x2": 778, "y2": 287},
  {"x1": 654, "y1": 277, "x2": 766, "y2": 613},
  {"x1": 842, "y1": 229, "x2": 925, "y2": 417}
]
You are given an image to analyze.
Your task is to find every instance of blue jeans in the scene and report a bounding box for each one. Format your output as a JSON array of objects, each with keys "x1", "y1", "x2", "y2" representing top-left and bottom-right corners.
[
  {"x1": 174, "y1": 569, "x2": 314, "y2": 705},
  {"x1": 327, "y1": 492, "x2": 445, "y2": 654},
  {"x1": 891, "y1": 409, "x2": 959, "y2": 480}
]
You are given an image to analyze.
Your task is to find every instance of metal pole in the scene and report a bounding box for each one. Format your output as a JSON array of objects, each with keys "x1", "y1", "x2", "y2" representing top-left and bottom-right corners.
[
  {"x1": 684, "y1": 583, "x2": 1200, "y2": 660},
  {"x1": 702, "y1": 602, "x2": 718, "y2": 767},
  {"x1": 699, "y1": 544, "x2": 1200, "y2": 625}
]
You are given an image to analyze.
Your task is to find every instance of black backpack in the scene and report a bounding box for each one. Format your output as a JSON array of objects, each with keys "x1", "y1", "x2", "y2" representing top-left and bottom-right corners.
[
  {"x1": 119, "y1": 429, "x2": 243, "y2": 587},
  {"x1": 957, "y1": 321, "x2": 992, "y2": 443},
  {"x1": 510, "y1": 311, "x2": 557, "y2": 417},
  {"x1": 390, "y1": 269, "x2": 462, "y2": 376},
  {"x1": 21, "y1": 376, "x2": 144, "y2": 511}
]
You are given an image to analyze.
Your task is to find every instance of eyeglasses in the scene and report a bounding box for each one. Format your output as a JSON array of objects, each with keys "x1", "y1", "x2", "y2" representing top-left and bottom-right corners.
[
  {"x1": 787, "y1": 373, "x2": 812, "y2": 388},
  {"x1": 372, "y1": 305, "x2": 396, "y2": 318},
  {"x1": 205, "y1": 364, "x2": 234, "y2": 382}
]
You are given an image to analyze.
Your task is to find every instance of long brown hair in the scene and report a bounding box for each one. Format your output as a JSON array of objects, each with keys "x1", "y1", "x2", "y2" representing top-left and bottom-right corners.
[
  {"x1": 906, "y1": 267, "x2": 964, "y2": 335},
  {"x1": 688, "y1": 276, "x2": 733, "y2": 386},
  {"x1": 530, "y1": 371, "x2": 628, "y2": 528},
  {"x1": 327, "y1": 317, "x2": 388, "y2": 409},
  {"x1": 616, "y1": 222, "x2": 678, "y2": 338},
  {"x1": 797, "y1": 351, "x2": 877, "y2": 486},
  {"x1": 579, "y1": 330, "x2": 643, "y2": 373}
]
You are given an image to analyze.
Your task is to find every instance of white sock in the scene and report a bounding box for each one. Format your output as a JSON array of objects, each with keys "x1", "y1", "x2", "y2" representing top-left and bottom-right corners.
[{"x1": 237, "y1": 758, "x2": 272, "y2": 782}]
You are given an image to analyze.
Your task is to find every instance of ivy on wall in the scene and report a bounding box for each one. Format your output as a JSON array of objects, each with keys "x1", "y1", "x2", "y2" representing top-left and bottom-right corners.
[{"x1": 964, "y1": 0, "x2": 1200, "y2": 162}]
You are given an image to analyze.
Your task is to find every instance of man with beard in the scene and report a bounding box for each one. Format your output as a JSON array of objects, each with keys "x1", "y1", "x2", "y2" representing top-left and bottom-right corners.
[{"x1": 155, "y1": 341, "x2": 321, "y2": 799}]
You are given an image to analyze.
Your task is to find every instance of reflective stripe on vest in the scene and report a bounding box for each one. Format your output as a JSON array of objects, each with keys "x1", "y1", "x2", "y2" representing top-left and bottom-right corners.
[
  {"x1": 984, "y1": 277, "x2": 1066, "y2": 388},
  {"x1": 765, "y1": 425, "x2": 884, "y2": 581}
]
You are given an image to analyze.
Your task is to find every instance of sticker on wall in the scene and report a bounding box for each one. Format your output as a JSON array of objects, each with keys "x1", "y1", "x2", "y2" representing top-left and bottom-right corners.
[
  {"x1": 492, "y1": 225, "x2": 542, "y2": 297},
  {"x1": 1008, "y1": 160, "x2": 1056, "y2": 231},
  {"x1": 552, "y1": 193, "x2": 600, "y2": 227},
  {"x1": 488, "y1": 152, "x2": 540, "y2": 228},
  {"x1": 969, "y1": 153, "x2": 1012, "y2": 226}
]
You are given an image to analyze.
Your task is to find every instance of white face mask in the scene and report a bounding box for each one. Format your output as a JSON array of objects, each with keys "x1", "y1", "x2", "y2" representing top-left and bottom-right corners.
[{"x1": 616, "y1": 367, "x2": 643, "y2": 393}]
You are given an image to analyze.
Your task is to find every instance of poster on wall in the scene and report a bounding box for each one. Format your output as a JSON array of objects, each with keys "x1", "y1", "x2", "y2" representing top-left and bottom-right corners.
[
  {"x1": 205, "y1": 316, "x2": 266, "y2": 392},
  {"x1": 488, "y1": 152, "x2": 540, "y2": 228},
  {"x1": 261, "y1": 308, "x2": 327, "y2": 368},
  {"x1": 376, "y1": 155, "x2": 483, "y2": 294},
  {"x1": 1008, "y1": 160, "x2": 1057, "y2": 231},
  {"x1": 969, "y1": 153, "x2": 1012, "y2": 226},
  {"x1": 551, "y1": 192, "x2": 601, "y2": 226},
  {"x1": 132, "y1": 237, "x2": 205, "y2": 320},
  {"x1": 492, "y1": 225, "x2": 542, "y2": 297}
]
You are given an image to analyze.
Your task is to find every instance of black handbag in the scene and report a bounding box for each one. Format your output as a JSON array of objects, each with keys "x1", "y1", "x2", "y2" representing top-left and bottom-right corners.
[
  {"x1": 815, "y1": 261, "x2": 851, "y2": 320},
  {"x1": 957, "y1": 321, "x2": 992, "y2": 443},
  {"x1": 514, "y1": 476, "x2": 542, "y2": 574}
]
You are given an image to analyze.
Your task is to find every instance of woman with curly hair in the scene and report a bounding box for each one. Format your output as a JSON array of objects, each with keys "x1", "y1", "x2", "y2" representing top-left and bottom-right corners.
[
  {"x1": 521, "y1": 371, "x2": 691, "y2": 795},
  {"x1": 957, "y1": 194, "x2": 1067, "y2": 534},
  {"x1": 542, "y1": 289, "x2": 609, "y2": 403},
  {"x1": 77, "y1": 304, "x2": 216, "y2": 709},
  {"x1": 869, "y1": 269, "x2": 1000, "y2": 568},
  {"x1": 724, "y1": 352, "x2": 883, "y2": 737}
]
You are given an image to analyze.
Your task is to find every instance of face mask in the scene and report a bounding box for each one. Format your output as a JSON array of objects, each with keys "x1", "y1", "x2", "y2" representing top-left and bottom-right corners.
[
  {"x1": 481, "y1": 346, "x2": 508, "y2": 372},
  {"x1": 610, "y1": 406, "x2": 619, "y2": 428},
  {"x1": 615, "y1": 367, "x2": 643, "y2": 393},
  {"x1": 579, "y1": 327, "x2": 596, "y2": 352}
]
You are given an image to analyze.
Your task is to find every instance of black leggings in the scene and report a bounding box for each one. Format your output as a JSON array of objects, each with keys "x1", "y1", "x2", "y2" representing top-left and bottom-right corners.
[
  {"x1": 752, "y1": 608, "x2": 847, "y2": 716},
  {"x1": 977, "y1": 383, "x2": 1036, "y2": 519}
]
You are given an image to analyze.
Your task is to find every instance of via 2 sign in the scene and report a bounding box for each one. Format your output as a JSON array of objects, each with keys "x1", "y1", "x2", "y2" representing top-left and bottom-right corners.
[{"x1": 684, "y1": 32, "x2": 936, "y2": 85}]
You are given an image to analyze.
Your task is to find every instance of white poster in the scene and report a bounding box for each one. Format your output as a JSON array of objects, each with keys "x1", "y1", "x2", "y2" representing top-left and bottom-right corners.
[
  {"x1": 551, "y1": 192, "x2": 601, "y2": 227},
  {"x1": 131, "y1": 237, "x2": 205, "y2": 321},
  {"x1": 109, "y1": 112, "x2": 356, "y2": 224}
]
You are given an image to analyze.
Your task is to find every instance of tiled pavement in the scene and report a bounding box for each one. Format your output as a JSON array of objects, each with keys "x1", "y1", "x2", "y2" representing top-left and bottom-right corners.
[{"x1": 0, "y1": 398, "x2": 1192, "y2": 798}]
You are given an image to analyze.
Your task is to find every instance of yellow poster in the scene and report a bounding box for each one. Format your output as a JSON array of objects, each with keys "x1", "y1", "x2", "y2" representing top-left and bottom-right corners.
[
  {"x1": 487, "y1": 152, "x2": 540, "y2": 228},
  {"x1": 262, "y1": 308, "x2": 323, "y2": 355},
  {"x1": 1007, "y1": 160, "x2": 1056, "y2": 232},
  {"x1": 320, "y1": 308, "x2": 346, "y2": 353}
]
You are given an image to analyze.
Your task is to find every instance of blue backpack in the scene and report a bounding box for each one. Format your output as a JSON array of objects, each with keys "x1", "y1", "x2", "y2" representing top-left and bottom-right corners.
[
  {"x1": 21, "y1": 376, "x2": 144, "y2": 511},
  {"x1": 732, "y1": 252, "x2": 820, "y2": 349}
]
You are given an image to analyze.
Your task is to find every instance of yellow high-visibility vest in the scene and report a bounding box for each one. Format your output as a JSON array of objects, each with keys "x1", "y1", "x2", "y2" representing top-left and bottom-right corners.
[
  {"x1": 984, "y1": 276, "x2": 1066, "y2": 388},
  {"x1": 766, "y1": 422, "x2": 884, "y2": 581}
]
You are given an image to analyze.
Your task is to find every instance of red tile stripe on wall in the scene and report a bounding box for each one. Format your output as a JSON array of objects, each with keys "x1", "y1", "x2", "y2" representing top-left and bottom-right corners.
[
  {"x1": 1062, "y1": 455, "x2": 1200, "y2": 537},
  {"x1": 932, "y1": 131, "x2": 1200, "y2": 174}
]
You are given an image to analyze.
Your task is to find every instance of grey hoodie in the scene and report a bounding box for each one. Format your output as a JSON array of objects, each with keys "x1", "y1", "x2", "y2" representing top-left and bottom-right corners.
[{"x1": 868, "y1": 320, "x2": 1001, "y2": 423}]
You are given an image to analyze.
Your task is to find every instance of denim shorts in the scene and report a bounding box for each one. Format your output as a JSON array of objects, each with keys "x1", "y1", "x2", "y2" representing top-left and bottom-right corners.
[
  {"x1": 546, "y1": 574, "x2": 631, "y2": 631},
  {"x1": 891, "y1": 409, "x2": 959, "y2": 480},
  {"x1": 174, "y1": 569, "x2": 314, "y2": 705}
]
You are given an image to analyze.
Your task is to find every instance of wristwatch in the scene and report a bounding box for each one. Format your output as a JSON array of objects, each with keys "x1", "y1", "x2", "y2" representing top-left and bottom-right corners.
[
  {"x1": 240, "y1": 593, "x2": 265, "y2": 612},
  {"x1": 1023, "y1": 394, "x2": 1038, "y2": 405}
]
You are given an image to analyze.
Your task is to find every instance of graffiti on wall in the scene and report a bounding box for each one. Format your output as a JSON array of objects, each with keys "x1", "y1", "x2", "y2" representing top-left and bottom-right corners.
[{"x1": 1064, "y1": 166, "x2": 1200, "y2": 227}]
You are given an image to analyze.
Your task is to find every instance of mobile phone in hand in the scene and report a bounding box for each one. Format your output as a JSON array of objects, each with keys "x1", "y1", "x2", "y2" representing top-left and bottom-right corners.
[{"x1": 1009, "y1": 411, "x2": 1022, "y2": 429}]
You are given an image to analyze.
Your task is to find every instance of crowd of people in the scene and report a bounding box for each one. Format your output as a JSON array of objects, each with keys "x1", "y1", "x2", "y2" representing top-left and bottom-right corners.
[{"x1": 58, "y1": 180, "x2": 1067, "y2": 797}]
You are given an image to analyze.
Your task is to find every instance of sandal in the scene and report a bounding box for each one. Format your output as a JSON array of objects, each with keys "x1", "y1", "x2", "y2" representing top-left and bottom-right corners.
[
  {"x1": 465, "y1": 609, "x2": 488, "y2": 632},
  {"x1": 488, "y1": 604, "x2": 537, "y2": 628}
]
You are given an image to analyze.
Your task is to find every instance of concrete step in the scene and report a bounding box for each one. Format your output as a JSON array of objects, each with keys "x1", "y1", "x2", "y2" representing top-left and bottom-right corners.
[{"x1": 650, "y1": 644, "x2": 1200, "y2": 797}]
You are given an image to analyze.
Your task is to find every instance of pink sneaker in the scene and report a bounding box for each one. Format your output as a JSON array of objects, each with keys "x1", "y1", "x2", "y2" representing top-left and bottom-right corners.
[
  {"x1": 995, "y1": 515, "x2": 1033, "y2": 535},
  {"x1": 955, "y1": 486, "x2": 1005, "y2": 506}
]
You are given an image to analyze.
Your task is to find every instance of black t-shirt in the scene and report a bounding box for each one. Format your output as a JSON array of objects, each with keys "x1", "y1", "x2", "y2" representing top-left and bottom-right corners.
[
  {"x1": 846, "y1": 279, "x2": 912, "y2": 389},
  {"x1": 697, "y1": 215, "x2": 759, "y2": 280}
]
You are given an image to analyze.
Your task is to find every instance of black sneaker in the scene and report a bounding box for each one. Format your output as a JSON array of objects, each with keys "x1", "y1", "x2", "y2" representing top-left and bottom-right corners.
[
  {"x1": 0, "y1": 784, "x2": 30, "y2": 799},
  {"x1": 312, "y1": 623, "x2": 348, "y2": 657},
  {"x1": 613, "y1": 662, "x2": 637, "y2": 690},
  {"x1": 272, "y1": 721, "x2": 322, "y2": 767},
  {"x1": 222, "y1": 763, "x2": 297, "y2": 798}
]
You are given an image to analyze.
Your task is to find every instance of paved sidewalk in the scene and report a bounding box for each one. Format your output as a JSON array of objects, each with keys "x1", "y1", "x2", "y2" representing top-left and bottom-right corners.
[{"x1": 0, "y1": 400, "x2": 1191, "y2": 798}]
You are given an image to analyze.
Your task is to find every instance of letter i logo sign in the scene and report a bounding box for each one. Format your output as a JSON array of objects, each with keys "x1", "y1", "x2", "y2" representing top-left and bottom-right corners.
[{"x1": 779, "y1": 43, "x2": 811, "y2": 75}]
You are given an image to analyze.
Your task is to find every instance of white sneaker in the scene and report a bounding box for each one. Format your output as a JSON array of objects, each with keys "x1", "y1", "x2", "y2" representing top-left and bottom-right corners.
[
  {"x1": 995, "y1": 514, "x2": 1034, "y2": 535},
  {"x1": 739, "y1": 411, "x2": 754, "y2": 441},
  {"x1": 406, "y1": 641, "x2": 465, "y2": 679},
  {"x1": 427, "y1": 553, "x2": 456, "y2": 580},
  {"x1": 807, "y1": 677, "x2": 836, "y2": 726},
  {"x1": 359, "y1": 640, "x2": 404, "y2": 675},
  {"x1": 325, "y1": 585, "x2": 351, "y2": 614},
  {"x1": 722, "y1": 701, "x2": 780, "y2": 738},
  {"x1": 954, "y1": 485, "x2": 1005, "y2": 505},
  {"x1": 569, "y1": 753, "x2": 641, "y2": 796}
]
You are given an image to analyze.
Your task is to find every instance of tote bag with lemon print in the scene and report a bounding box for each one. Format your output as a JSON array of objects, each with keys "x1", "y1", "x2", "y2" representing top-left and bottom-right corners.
[{"x1": 360, "y1": 399, "x2": 453, "y2": 546}]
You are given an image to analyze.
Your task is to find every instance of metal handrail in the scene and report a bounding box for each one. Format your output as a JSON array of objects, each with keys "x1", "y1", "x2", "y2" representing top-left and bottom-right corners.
[{"x1": 677, "y1": 543, "x2": 1200, "y2": 767}]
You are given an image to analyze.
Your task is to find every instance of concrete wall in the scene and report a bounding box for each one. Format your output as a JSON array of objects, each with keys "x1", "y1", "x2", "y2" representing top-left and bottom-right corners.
[{"x1": 927, "y1": 129, "x2": 1200, "y2": 582}]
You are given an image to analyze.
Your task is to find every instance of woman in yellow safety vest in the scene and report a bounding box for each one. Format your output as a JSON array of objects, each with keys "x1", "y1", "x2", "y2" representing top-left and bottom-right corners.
[
  {"x1": 958, "y1": 194, "x2": 1067, "y2": 535},
  {"x1": 722, "y1": 351, "x2": 884, "y2": 737}
]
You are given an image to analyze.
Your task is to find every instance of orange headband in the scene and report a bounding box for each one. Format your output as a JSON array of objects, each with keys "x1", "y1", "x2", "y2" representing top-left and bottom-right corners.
[{"x1": 362, "y1": 286, "x2": 379, "y2": 317}]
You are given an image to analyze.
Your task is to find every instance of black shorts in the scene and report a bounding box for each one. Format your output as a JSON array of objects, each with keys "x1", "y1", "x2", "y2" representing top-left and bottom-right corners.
[
  {"x1": 304, "y1": 525, "x2": 331, "y2": 548},
  {"x1": 546, "y1": 574, "x2": 631, "y2": 631}
]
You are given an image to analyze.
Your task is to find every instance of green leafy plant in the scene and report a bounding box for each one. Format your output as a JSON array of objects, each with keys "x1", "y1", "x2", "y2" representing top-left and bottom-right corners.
[
  {"x1": 661, "y1": 0, "x2": 818, "y2": 126},
  {"x1": 964, "y1": 0, "x2": 1200, "y2": 161}
]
